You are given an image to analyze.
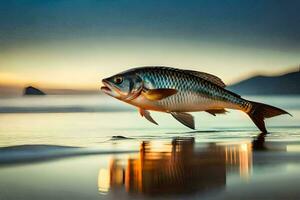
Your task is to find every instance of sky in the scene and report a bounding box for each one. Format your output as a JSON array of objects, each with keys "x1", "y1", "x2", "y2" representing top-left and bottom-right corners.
[{"x1": 0, "y1": 0, "x2": 299, "y2": 90}]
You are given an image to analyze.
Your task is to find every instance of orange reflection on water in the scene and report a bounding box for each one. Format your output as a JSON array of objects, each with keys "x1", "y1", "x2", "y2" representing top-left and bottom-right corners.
[
  {"x1": 98, "y1": 138, "x2": 253, "y2": 196},
  {"x1": 98, "y1": 169, "x2": 110, "y2": 193},
  {"x1": 223, "y1": 142, "x2": 252, "y2": 178}
]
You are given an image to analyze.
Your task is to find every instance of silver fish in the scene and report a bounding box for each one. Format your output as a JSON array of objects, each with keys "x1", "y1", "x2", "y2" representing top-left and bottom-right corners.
[{"x1": 101, "y1": 66, "x2": 291, "y2": 132}]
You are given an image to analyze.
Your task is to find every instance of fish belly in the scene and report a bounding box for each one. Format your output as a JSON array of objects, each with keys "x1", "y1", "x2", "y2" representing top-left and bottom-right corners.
[
  {"x1": 127, "y1": 89, "x2": 243, "y2": 113},
  {"x1": 156, "y1": 92, "x2": 242, "y2": 112}
]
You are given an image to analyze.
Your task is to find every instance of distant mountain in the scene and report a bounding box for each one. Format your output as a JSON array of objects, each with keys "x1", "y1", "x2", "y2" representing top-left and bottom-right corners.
[
  {"x1": 23, "y1": 86, "x2": 46, "y2": 95},
  {"x1": 228, "y1": 70, "x2": 300, "y2": 95}
]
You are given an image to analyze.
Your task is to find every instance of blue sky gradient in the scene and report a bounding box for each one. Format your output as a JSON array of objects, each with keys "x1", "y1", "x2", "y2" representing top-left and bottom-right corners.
[{"x1": 0, "y1": 0, "x2": 299, "y2": 89}]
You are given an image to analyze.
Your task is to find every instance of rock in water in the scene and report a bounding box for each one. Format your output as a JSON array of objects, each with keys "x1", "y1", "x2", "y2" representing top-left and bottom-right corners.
[{"x1": 23, "y1": 86, "x2": 46, "y2": 95}]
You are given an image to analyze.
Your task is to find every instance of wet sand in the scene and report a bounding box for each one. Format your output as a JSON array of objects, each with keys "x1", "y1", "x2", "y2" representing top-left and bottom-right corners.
[{"x1": 1, "y1": 134, "x2": 300, "y2": 200}]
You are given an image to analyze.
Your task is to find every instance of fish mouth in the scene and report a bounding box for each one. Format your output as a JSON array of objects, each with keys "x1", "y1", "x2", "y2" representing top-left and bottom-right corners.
[
  {"x1": 101, "y1": 79, "x2": 120, "y2": 98},
  {"x1": 101, "y1": 80, "x2": 112, "y2": 93},
  {"x1": 101, "y1": 79, "x2": 123, "y2": 99},
  {"x1": 101, "y1": 86, "x2": 111, "y2": 93}
]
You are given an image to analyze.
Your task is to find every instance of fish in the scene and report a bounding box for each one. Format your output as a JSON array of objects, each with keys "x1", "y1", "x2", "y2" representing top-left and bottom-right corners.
[{"x1": 101, "y1": 66, "x2": 291, "y2": 132}]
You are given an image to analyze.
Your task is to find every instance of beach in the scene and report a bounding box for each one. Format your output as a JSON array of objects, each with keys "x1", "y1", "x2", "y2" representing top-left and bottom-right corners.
[{"x1": 0, "y1": 95, "x2": 300, "y2": 200}]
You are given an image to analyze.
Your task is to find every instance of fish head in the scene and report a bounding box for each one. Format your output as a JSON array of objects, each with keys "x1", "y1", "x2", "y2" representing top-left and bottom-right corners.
[{"x1": 101, "y1": 71, "x2": 143, "y2": 100}]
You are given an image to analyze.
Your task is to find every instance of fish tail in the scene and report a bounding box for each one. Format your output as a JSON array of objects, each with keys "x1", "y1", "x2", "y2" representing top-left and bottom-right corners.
[{"x1": 245, "y1": 100, "x2": 291, "y2": 133}]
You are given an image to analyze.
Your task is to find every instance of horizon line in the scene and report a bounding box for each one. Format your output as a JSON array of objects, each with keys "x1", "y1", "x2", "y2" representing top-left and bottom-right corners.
[{"x1": 0, "y1": 66, "x2": 298, "y2": 92}]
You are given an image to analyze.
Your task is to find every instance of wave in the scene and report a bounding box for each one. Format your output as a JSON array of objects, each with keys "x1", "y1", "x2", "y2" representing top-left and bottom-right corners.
[
  {"x1": 109, "y1": 136, "x2": 133, "y2": 141},
  {"x1": 0, "y1": 144, "x2": 137, "y2": 165}
]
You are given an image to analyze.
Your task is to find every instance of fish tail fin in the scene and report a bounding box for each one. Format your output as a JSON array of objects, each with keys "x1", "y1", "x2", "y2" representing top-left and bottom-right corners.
[{"x1": 246, "y1": 100, "x2": 291, "y2": 133}]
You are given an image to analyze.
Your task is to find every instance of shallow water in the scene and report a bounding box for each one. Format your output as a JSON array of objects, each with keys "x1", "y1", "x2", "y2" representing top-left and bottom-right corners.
[{"x1": 0, "y1": 95, "x2": 300, "y2": 199}]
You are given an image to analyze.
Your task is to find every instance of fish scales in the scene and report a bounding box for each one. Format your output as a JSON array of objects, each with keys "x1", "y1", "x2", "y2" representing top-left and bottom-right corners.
[{"x1": 135, "y1": 67, "x2": 247, "y2": 112}]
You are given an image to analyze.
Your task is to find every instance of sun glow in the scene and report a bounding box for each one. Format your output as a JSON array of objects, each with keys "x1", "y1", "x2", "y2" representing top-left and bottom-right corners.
[{"x1": 1, "y1": 37, "x2": 298, "y2": 94}]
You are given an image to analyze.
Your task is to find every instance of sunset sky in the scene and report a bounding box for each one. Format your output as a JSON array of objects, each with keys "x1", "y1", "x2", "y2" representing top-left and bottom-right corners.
[{"x1": 0, "y1": 0, "x2": 299, "y2": 90}]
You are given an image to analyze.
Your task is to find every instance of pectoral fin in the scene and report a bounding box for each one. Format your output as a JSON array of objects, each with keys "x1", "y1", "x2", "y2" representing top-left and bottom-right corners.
[
  {"x1": 142, "y1": 88, "x2": 177, "y2": 101},
  {"x1": 205, "y1": 109, "x2": 228, "y2": 116},
  {"x1": 171, "y1": 112, "x2": 195, "y2": 129},
  {"x1": 139, "y1": 108, "x2": 158, "y2": 125}
]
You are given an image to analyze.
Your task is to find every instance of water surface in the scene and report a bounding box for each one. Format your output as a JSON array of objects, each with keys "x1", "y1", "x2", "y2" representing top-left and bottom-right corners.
[{"x1": 0, "y1": 95, "x2": 299, "y2": 199}]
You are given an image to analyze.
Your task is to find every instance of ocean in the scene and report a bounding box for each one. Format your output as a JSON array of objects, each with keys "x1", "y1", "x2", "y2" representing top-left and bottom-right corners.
[{"x1": 0, "y1": 95, "x2": 300, "y2": 199}]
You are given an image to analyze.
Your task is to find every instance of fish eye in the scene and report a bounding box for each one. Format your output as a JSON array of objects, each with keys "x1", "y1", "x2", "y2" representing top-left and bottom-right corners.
[{"x1": 114, "y1": 76, "x2": 123, "y2": 84}]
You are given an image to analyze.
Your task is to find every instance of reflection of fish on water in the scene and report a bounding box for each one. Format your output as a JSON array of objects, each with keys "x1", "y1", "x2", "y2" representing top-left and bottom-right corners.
[
  {"x1": 98, "y1": 138, "x2": 253, "y2": 196},
  {"x1": 101, "y1": 66, "x2": 291, "y2": 132}
]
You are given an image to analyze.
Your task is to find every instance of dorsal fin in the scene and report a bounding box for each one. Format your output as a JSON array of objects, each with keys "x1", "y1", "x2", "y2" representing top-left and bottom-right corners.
[{"x1": 184, "y1": 70, "x2": 226, "y2": 88}]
